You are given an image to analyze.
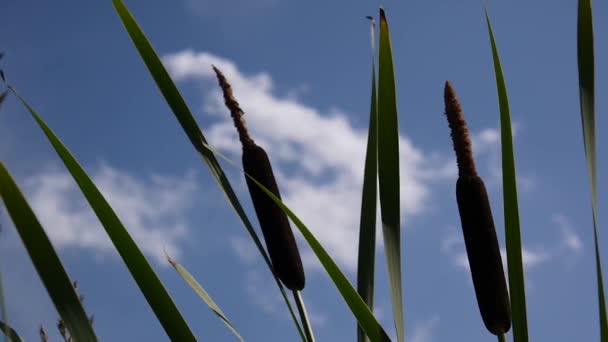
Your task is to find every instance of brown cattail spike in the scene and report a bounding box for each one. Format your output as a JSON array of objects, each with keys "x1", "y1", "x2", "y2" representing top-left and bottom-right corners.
[
  {"x1": 212, "y1": 66, "x2": 254, "y2": 147},
  {"x1": 444, "y1": 81, "x2": 511, "y2": 335},
  {"x1": 213, "y1": 66, "x2": 305, "y2": 291},
  {"x1": 444, "y1": 81, "x2": 477, "y2": 177}
]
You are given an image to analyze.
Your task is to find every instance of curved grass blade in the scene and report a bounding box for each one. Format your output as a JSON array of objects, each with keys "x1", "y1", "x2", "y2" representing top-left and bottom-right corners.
[
  {"x1": 357, "y1": 17, "x2": 378, "y2": 342},
  {"x1": 9, "y1": 89, "x2": 196, "y2": 342},
  {"x1": 484, "y1": 10, "x2": 528, "y2": 342},
  {"x1": 0, "y1": 321, "x2": 24, "y2": 342},
  {"x1": 577, "y1": 1, "x2": 608, "y2": 340},
  {"x1": 110, "y1": 1, "x2": 304, "y2": 339},
  {"x1": 167, "y1": 255, "x2": 244, "y2": 342},
  {"x1": 377, "y1": 8, "x2": 404, "y2": 342},
  {"x1": 200, "y1": 143, "x2": 391, "y2": 342},
  {"x1": 0, "y1": 163, "x2": 97, "y2": 342}
]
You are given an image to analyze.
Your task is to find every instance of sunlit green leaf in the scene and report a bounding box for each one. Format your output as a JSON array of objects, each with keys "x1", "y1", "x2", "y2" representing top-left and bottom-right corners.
[
  {"x1": 485, "y1": 10, "x2": 528, "y2": 342},
  {"x1": 377, "y1": 8, "x2": 404, "y2": 342}
]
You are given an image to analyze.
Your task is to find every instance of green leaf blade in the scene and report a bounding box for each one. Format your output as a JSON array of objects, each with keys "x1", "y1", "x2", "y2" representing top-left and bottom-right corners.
[
  {"x1": 0, "y1": 163, "x2": 97, "y2": 342},
  {"x1": 484, "y1": 10, "x2": 528, "y2": 342},
  {"x1": 110, "y1": 0, "x2": 304, "y2": 338},
  {"x1": 577, "y1": 1, "x2": 608, "y2": 340},
  {"x1": 9, "y1": 90, "x2": 196, "y2": 342},
  {"x1": 167, "y1": 255, "x2": 244, "y2": 342},
  {"x1": 357, "y1": 64, "x2": 378, "y2": 342},
  {"x1": 0, "y1": 320, "x2": 25, "y2": 342},
  {"x1": 377, "y1": 8, "x2": 404, "y2": 342}
]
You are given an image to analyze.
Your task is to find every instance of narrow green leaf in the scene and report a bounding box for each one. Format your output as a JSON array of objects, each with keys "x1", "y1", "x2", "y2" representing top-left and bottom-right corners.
[
  {"x1": 484, "y1": 10, "x2": 528, "y2": 342},
  {"x1": 110, "y1": 1, "x2": 304, "y2": 338},
  {"x1": 201, "y1": 143, "x2": 392, "y2": 342},
  {"x1": 167, "y1": 255, "x2": 244, "y2": 342},
  {"x1": 9, "y1": 89, "x2": 196, "y2": 342},
  {"x1": 577, "y1": 1, "x2": 608, "y2": 340},
  {"x1": 0, "y1": 320, "x2": 24, "y2": 342},
  {"x1": 357, "y1": 18, "x2": 378, "y2": 342},
  {"x1": 0, "y1": 163, "x2": 97, "y2": 342},
  {"x1": 377, "y1": 8, "x2": 404, "y2": 342}
]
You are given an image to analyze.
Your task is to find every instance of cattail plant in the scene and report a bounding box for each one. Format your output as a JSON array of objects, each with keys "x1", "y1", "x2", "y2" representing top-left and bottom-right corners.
[
  {"x1": 444, "y1": 81, "x2": 511, "y2": 335},
  {"x1": 213, "y1": 66, "x2": 306, "y2": 291}
]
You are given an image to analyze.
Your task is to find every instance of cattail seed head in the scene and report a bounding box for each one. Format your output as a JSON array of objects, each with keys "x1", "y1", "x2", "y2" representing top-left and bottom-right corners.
[
  {"x1": 243, "y1": 143, "x2": 305, "y2": 290},
  {"x1": 213, "y1": 66, "x2": 305, "y2": 291},
  {"x1": 456, "y1": 175, "x2": 511, "y2": 334},
  {"x1": 445, "y1": 81, "x2": 511, "y2": 335}
]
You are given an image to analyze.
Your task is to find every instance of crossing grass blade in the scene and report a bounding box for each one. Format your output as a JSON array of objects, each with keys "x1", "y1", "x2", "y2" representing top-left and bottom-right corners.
[
  {"x1": 576, "y1": 1, "x2": 608, "y2": 340},
  {"x1": 0, "y1": 320, "x2": 24, "y2": 342},
  {"x1": 377, "y1": 8, "x2": 404, "y2": 342},
  {"x1": 357, "y1": 47, "x2": 378, "y2": 342},
  {"x1": 111, "y1": 1, "x2": 305, "y2": 339},
  {"x1": 201, "y1": 143, "x2": 392, "y2": 342},
  {"x1": 9, "y1": 89, "x2": 196, "y2": 342},
  {"x1": 0, "y1": 163, "x2": 97, "y2": 342},
  {"x1": 167, "y1": 255, "x2": 244, "y2": 342},
  {"x1": 485, "y1": 10, "x2": 528, "y2": 342}
]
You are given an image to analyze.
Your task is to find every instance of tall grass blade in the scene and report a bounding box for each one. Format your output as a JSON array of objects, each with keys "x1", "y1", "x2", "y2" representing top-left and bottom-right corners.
[
  {"x1": 484, "y1": 10, "x2": 528, "y2": 342},
  {"x1": 377, "y1": 8, "x2": 404, "y2": 342},
  {"x1": 0, "y1": 163, "x2": 97, "y2": 342},
  {"x1": 357, "y1": 28, "x2": 378, "y2": 342},
  {"x1": 166, "y1": 255, "x2": 244, "y2": 342},
  {"x1": 110, "y1": 1, "x2": 304, "y2": 338},
  {"x1": 9, "y1": 89, "x2": 196, "y2": 342},
  {"x1": 577, "y1": 1, "x2": 608, "y2": 340},
  {"x1": 0, "y1": 321, "x2": 24, "y2": 342}
]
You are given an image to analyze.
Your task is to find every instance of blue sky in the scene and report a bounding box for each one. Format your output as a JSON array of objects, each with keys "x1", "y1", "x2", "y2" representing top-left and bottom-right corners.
[{"x1": 1, "y1": 1, "x2": 607, "y2": 341}]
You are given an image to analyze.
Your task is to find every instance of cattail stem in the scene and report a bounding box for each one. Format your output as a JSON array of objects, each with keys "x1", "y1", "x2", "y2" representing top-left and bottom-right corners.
[
  {"x1": 293, "y1": 291, "x2": 315, "y2": 342},
  {"x1": 497, "y1": 333, "x2": 507, "y2": 342},
  {"x1": 444, "y1": 81, "x2": 477, "y2": 177}
]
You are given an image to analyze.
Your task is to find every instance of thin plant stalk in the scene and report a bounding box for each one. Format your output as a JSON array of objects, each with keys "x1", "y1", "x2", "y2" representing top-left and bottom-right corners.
[
  {"x1": 498, "y1": 333, "x2": 507, "y2": 342},
  {"x1": 293, "y1": 291, "x2": 315, "y2": 342}
]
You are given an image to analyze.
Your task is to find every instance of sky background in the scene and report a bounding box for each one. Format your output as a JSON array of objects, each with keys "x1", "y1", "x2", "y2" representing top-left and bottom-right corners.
[{"x1": 1, "y1": 1, "x2": 607, "y2": 341}]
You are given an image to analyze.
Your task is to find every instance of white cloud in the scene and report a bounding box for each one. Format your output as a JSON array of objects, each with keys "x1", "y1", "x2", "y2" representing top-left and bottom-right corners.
[
  {"x1": 553, "y1": 213, "x2": 583, "y2": 254},
  {"x1": 407, "y1": 315, "x2": 440, "y2": 342},
  {"x1": 162, "y1": 50, "x2": 444, "y2": 271},
  {"x1": 22, "y1": 164, "x2": 197, "y2": 265},
  {"x1": 443, "y1": 212, "x2": 584, "y2": 274},
  {"x1": 162, "y1": 50, "x2": 541, "y2": 274}
]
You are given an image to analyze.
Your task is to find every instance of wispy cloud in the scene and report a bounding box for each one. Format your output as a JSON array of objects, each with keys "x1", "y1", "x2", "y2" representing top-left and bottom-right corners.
[
  {"x1": 442, "y1": 212, "x2": 584, "y2": 274},
  {"x1": 22, "y1": 163, "x2": 197, "y2": 265},
  {"x1": 407, "y1": 315, "x2": 440, "y2": 342}
]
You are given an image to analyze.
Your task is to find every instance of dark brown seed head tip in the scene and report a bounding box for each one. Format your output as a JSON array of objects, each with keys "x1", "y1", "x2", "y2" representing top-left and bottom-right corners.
[
  {"x1": 211, "y1": 65, "x2": 254, "y2": 147},
  {"x1": 379, "y1": 7, "x2": 386, "y2": 21},
  {"x1": 444, "y1": 81, "x2": 477, "y2": 177}
]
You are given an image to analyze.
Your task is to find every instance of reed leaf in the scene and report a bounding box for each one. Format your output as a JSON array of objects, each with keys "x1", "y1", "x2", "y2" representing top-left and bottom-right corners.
[
  {"x1": 377, "y1": 8, "x2": 404, "y2": 342},
  {"x1": 167, "y1": 255, "x2": 244, "y2": 342},
  {"x1": 111, "y1": 0, "x2": 304, "y2": 338},
  {"x1": 357, "y1": 20, "x2": 378, "y2": 342},
  {"x1": 0, "y1": 163, "x2": 97, "y2": 342},
  {"x1": 9, "y1": 89, "x2": 196, "y2": 342},
  {"x1": 576, "y1": 1, "x2": 608, "y2": 340},
  {"x1": 485, "y1": 10, "x2": 528, "y2": 342}
]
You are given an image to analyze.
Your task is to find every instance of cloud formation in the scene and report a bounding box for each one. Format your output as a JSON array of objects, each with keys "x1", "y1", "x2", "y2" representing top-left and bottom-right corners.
[
  {"x1": 22, "y1": 164, "x2": 197, "y2": 264},
  {"x1": 163, "y1": 50, "x2": 451, "y2": 271}
]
